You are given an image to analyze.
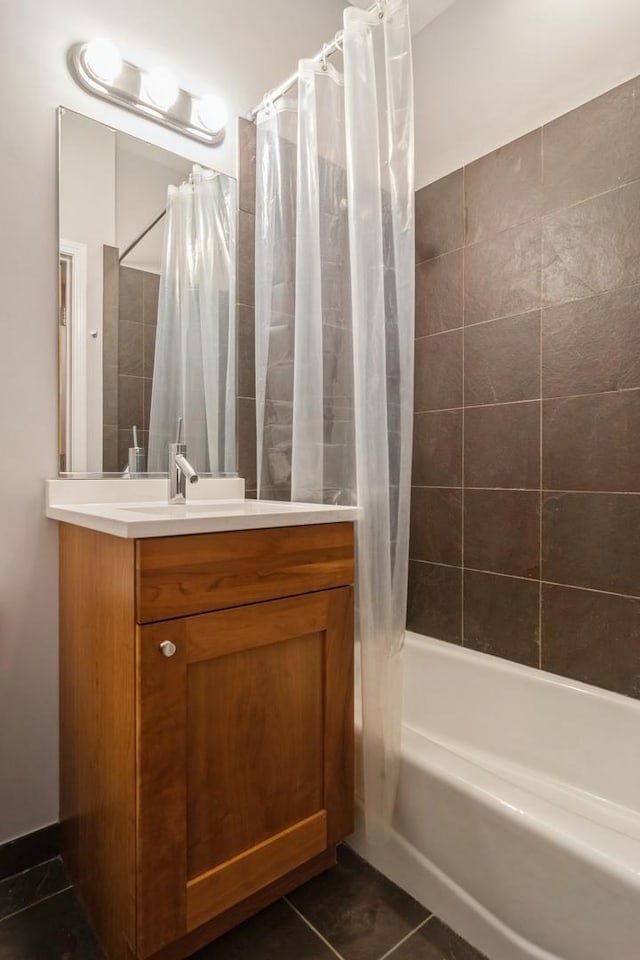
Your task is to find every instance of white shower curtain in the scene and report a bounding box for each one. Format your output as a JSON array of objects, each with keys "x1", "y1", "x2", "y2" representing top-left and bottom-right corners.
[
  {"x1": 148, "y1": 165, "x2": 236, "y2": 474},
  {"x1": 255, "y1": 0, "x2": 414, "y2": 840}
]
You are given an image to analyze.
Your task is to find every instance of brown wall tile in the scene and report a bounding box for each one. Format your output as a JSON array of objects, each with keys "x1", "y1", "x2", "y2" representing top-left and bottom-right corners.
[
  {"x1": 117, "y1": 268, "x2": 159, "y2": 450},
  {"x1": 238, "y1": 210, "x2": 256, "y2": 307},
  {"x1": 412, "y1": 410, "x2": 462, "y2": 487},
  {"x1": 142, "y1": 273, "x2": 159, "y2": 325},
  {"x1": 407, "y1": 560, "x2": 462, "y2": 643},
  {"x1": 409, "y1": 70, "x2": 640, "y2": 696},
  {"x1": 464, "y1": 571, "x2": 540, "y2": 667},
  {"x1": 415, "y1": 330, "x2": 462, "y2": 412},
  {"x1": 238, "y1": 117, "x2": 257, "y2": 215},
  {"x1": 103, "y1": 364, "x2": 118, "y2": 427},
  {"x1": 416, "y1": 250, "x2": 463, "y2": 337},
  {"x1": 415, "y1": 170, "x2": 463, "y2": 262},
  {"x1": 410, "y1": 487, "x2": 462, "y2": 565},
  {"x1": 543, "y1": 180, "x2": 640, "y2": 306},
  {"x1": 542, "y1": 583, "x2": 640, "y2": 698},
  {"x1": 464, "y1": 311, "x2": 540, "y2": 405},
  {"x1": 118, "y1": 374, "x2": 143, "y2": 431},
  {"x1": 543, "y1": 76, "x2": 640, "y2": 213},
  {"x1": 543, "y1": 391, "x2": 640, "y2": 492},
  {"x1": 464, "y1": 401, "x2": 540, "y2": 489},
  {"x1": 464, "y1": 489, "x2": 540, "y2": 578},
  {"x1": 464, "y1": 219, "x2": 541, "y2": 325},
  {"x1": 118, "y1": 320, "x2": 143, "y2": 377},
  {"x1": 542, "y1": 286, "x2": 640, "y2": 398},
  {"x1": 103, "y1": 424, "x2": 119, "y2": 473},
  {"x1": 143, "y1": 325, "x2": 156, "y2": 380},
  {"x1": 118, "y1": 267, "x2": 143, "y2": 324},
  {"x1": 464, "y1": 130, "x2": 542, "y2": 244},
  {"x1": 543, "y1": 492, "x2": 640, "y2": 596},
  {"x1": 237, "y1": 396, "x2": 257, "y2": 490},
  {"x1": 237, "y1": 303, "x2": 256, "y2": 399}
]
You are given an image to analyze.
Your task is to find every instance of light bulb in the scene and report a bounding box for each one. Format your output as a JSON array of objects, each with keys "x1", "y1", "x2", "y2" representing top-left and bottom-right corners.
[
  {"x1": 84, "y1": 39, "x2": 122, "y2": 84},
  {"x1": 195, "y1": 94, "x2": 228, "y2": 133},
  {"x1": 144, "y1": 68, "x2": 179, "y2": 109}
]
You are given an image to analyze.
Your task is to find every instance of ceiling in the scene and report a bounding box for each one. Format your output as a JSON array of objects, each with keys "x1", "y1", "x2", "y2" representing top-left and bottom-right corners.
[{"x1": 349, "y1": 0, "x2": 458, "y2": 35}]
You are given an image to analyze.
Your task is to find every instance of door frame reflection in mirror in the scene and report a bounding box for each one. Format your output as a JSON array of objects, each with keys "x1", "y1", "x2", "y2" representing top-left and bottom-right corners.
[{"x1": 59, "y1": 239, "x2": 88, "y2": 473}]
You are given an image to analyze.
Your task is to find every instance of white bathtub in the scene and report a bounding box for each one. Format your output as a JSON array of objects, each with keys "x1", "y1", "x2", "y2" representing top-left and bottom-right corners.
[{"x1": 350, "y1": 633, "x2": 640, "y2": 960}]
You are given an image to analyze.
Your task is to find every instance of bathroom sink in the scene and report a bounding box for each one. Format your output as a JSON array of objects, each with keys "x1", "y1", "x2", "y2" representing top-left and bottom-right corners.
[{"x1": 46, "y1": 480, "x2": 358, "y2": 538}]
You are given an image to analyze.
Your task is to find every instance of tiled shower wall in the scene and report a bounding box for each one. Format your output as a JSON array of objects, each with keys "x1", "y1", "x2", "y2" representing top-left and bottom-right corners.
[
  {"x1": 408, "y1": 74, "x2": 640, "y2": 699},
  {"x1": 236, "y1": 117, "x2": 353, "y2": 502},
  {"x1": 102, "y1": 251, "x2": 159, "y2": 471}
]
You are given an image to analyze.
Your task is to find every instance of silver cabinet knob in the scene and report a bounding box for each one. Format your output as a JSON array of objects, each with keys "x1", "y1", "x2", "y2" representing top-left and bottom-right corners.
[{"x1": 159, "y1": 640, "x2": 177, "y2": 658}]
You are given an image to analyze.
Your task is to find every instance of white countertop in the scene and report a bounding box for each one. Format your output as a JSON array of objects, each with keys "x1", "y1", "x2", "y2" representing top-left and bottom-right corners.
[{"x1": 45, "y1": 478, "x2": 358, "y2": 538}]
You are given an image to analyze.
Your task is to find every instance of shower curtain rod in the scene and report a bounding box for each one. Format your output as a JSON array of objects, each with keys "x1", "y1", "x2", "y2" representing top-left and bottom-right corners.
[
  {"x1": 248, "y1": 0, "x2": 386, "y2": 120},
  {"x1": 119, "y1": 209, "x2": 166, "y2": 263}
]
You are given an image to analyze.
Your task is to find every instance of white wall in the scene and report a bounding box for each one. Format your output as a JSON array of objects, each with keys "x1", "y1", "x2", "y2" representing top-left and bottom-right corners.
[
  {"x1": 414, "y1": 0, "x2": 640, "y2": 186},
  {"x1": 0, "y1": 0, "x2": 347, "y2": 845},
  {"x1": 116, "y1": 140, "x2": 191, "y2": 274}
]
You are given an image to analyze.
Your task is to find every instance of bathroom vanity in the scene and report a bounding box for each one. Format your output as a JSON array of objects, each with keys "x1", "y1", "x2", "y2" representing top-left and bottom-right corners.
[{"x1": 49, "y1": 481, "x2": 356, "y2": 960}]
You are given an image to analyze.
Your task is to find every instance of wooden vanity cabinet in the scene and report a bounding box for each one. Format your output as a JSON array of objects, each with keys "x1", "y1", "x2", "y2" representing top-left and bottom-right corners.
[{"x1": 59, "y1": 521, "x2": 354, "y2": 960}]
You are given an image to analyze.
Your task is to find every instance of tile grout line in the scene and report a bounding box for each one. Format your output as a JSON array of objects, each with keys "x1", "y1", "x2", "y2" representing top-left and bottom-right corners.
[
  {"x1": 415, "y1": 485, "x2": 640, "y2": 496},
  {"x1": 283, "y1": 897, "x2": 346, "y2": 960},
  {"x1": 409, "y1": 555, "x2": 640, "y2": 602},
  {"x1": 540, "y1": 578, "x2": 640, "y2": 602},
  {"x1": 415, "y1": 383, "x2": 640, "y2": 416},
  {"x1": 0, "y1": 885, "x2": 73, "y2": 925},
  {"x1": 411, "y1": 558, "x2": 536, "y2": 583},
  {"x1": 416, "y1": 306, "x2": 540, "y2": 339},
  {"x1": 377, "y1": 914, "x2": 434, "y2": 960}
]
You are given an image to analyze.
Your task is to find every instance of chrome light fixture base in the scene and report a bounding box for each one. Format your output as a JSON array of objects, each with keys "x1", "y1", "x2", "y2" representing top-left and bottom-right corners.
[{"x1": 68, "y1": 42, "x2": 226, "y2": 147}]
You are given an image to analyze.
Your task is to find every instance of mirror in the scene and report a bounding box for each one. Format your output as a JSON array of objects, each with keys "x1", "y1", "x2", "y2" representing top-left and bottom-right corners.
[{"x1": 58, "y1": 108, "x2": 237, "y2": 476}]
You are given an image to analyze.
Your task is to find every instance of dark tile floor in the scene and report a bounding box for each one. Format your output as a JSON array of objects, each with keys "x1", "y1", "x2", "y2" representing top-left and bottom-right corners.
[{"x1": 0, "y1": 845, "x2": 488, "y2": 960}]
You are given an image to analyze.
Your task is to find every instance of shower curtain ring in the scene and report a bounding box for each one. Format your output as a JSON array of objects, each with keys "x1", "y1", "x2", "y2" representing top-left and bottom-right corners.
[
  {"x1": 334, "y1": 30, "x2": 343, "y2": 52},
  {"x1": 376, "y1": 0, "x2": 385, "y2": 18},
  {"x1": 321, "y1": 42, "x2": 329, "y2": 71}
]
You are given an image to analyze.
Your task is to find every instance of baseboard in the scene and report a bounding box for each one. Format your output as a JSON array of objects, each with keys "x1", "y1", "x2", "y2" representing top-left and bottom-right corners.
[{"x1": 0, "y1": 823, "x2": 60, "y2": 880}]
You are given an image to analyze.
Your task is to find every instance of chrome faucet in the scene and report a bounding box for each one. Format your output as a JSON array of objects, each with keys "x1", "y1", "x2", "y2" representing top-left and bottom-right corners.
[{"x1": 169, "y1": 418, "x2": 199, "y2": 503}]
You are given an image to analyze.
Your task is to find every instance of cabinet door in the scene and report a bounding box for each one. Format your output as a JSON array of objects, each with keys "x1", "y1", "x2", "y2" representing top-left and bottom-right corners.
[{"x1": 136, "y1": 587, "x2": 353, "y2": 957}]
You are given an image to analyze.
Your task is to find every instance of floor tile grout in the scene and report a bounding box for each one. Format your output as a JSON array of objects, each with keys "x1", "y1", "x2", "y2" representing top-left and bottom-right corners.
[
  {"x1": 283, "y1": 896, "x2": 346, "y2": 960},
  {"x1": 0, "y1": 884, "x2": 73, "y2": 925},
  {"x1": 377, "y1": 914, "x2": 434, "y2": 960}
]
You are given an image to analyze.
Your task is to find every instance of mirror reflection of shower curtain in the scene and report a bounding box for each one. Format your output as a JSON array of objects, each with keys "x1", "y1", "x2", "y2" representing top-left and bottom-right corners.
[
  {"x1": 148, "y1": 165, "x2": 236, "y2": 473},
  {"x1": 255, "y1": 0, "x2": 414, "y2": 842}
]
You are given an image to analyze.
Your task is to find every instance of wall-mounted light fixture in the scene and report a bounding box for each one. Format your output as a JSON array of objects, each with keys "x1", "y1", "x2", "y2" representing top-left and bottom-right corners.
[{"x1": 68, "y1": 39, "x2": 228, "y2": 146}]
